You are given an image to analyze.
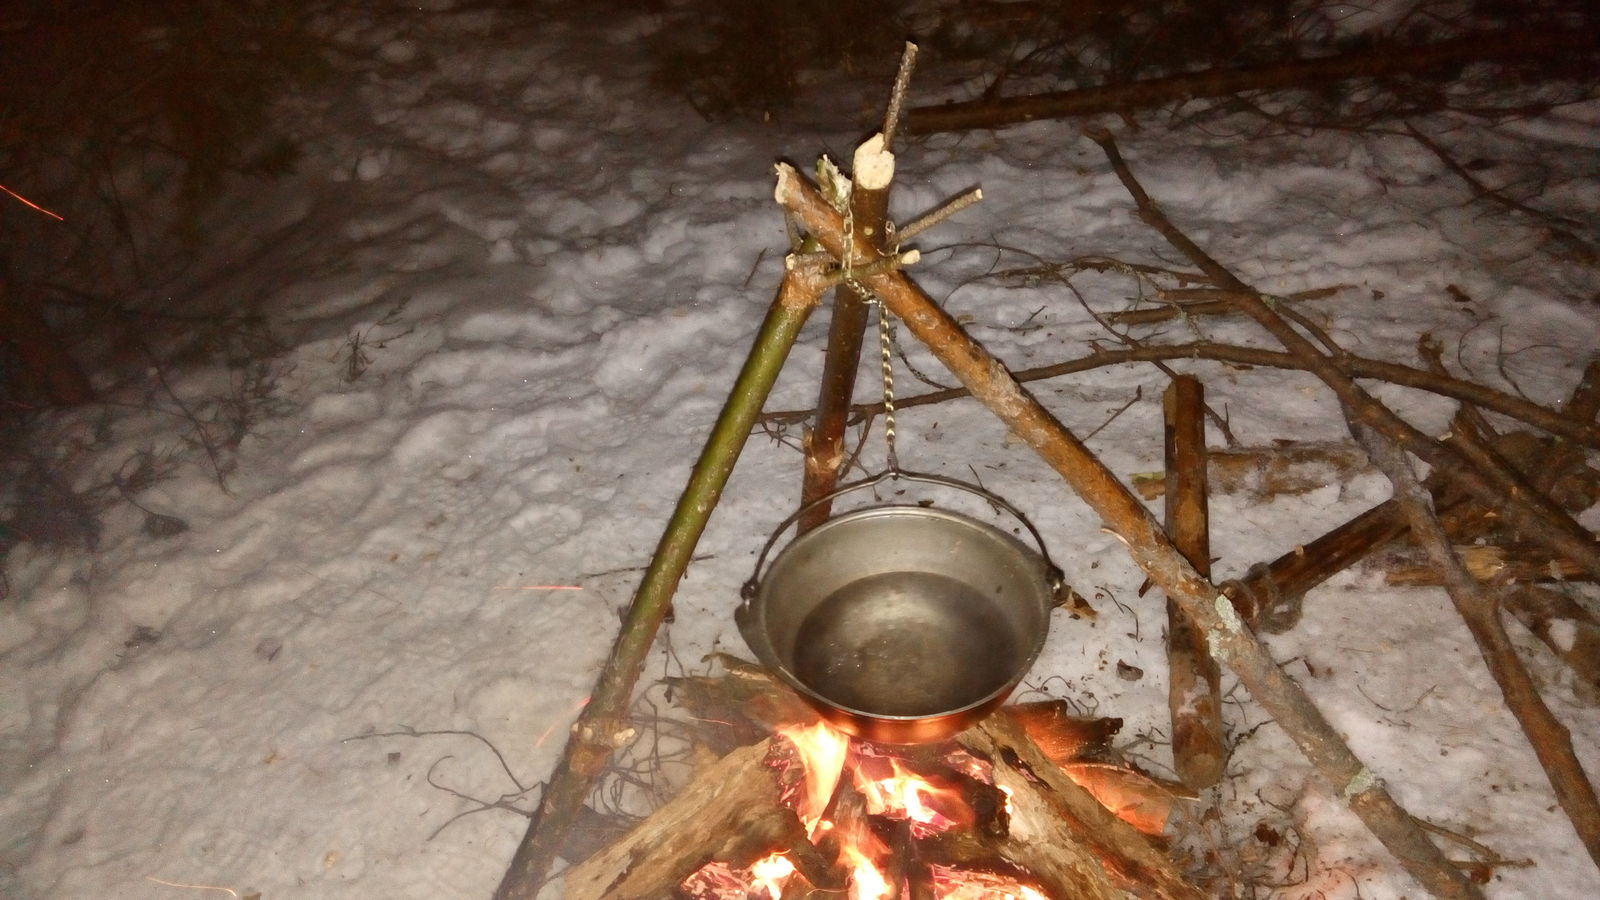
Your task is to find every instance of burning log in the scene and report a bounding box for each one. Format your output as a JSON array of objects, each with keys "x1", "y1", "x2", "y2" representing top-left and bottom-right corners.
[
  {"x1": 565, "y1": 683, "x2": 1192, "y2": 900},
  {"x1": 563, "y1": 738, "x2": 841, "y2": 900},
  {"x1": 667, "y1": 653, "x2": 823, "y2": 752},
  {"x1": 1004, "y1": 700, "x2": 1121, "y2": 765},
  {"x1": 960, "y1": 715, "x2": 1204, "y2": 900}
]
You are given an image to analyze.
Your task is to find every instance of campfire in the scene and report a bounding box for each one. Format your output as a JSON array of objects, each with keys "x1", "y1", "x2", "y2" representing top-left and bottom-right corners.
[
  {"x1": 679, "y1": 721, "x2": 1046, "y2": 900},
  {"x1": 559, "y1": 664, "x2": 1201, "y2": 900}
]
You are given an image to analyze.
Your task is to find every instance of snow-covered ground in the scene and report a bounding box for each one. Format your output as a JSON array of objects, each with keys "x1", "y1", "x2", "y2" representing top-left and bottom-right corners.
[{"x1": 3, "y1": 1, "x2": 1598, "y2": 898}]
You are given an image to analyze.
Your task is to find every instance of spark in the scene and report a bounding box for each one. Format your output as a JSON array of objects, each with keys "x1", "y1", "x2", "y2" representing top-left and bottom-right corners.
[
  {"x1": 534, "y1": 695, "x2": 592, "y2": 747},
  {"x1": 145, "y1": 876, "x2": 239, "y2": 897},
  {"x1": 0, "y1": 183, "x2": 64, "y2": 221}
]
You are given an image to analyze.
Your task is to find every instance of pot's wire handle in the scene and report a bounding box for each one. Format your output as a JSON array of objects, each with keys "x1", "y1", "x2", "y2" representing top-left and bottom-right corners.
[{"x1": 740, "y1": 469, "x2": 1065, "y2": 602}]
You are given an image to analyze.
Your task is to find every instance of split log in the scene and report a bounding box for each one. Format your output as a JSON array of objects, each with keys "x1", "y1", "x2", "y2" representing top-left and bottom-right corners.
[
  {"x1": 1382, "y1": 543, "x2": 1588, "y2": 586},
  {"x1": 1005, "y1": 700, "x2": 1122, "y2": 764},
  {"x1": 1056, "y1": 762, "x2": 1184, "y2": 838},
  {"x1": 667, "y1": 653, "x2": 822, "y2": 753},
  {"x1": 1162, "y1": 376, "x2": 1226, "y2": 791},
  {"x1": 1132, "y1": 442, "x2": 1371, "y2": 501},
  {"x1": 961, "y1": 714, "x2": 1203, "y2": 900},
  {"x1": 564, "y1": 738, "x2": 841, "y2": 900},
  {"x1": 905, "y1": 29, "x2": 1594, "y2": 134},
  {"x1": 777, "y1": 158, "x2": 1480, "y2": 898},
  {"x1": 911, "y1": 825, "x2": 1075, "y2": 900}
]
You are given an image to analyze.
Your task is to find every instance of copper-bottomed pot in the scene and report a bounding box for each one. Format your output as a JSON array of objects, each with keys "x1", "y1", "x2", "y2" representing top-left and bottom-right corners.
[{"x1": 737, "y1": 472, "x2": 1060, "y2": 744}]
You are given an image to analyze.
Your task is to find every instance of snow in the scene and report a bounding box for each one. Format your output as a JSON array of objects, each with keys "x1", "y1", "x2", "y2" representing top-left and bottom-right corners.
[{"x1": 3, "y1": 1, "x2": 1598, "y2": 898}]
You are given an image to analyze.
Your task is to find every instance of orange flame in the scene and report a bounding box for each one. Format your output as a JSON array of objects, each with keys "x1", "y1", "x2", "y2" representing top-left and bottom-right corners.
[
  {"x1": 852, "y1": 756, "x2": 970, "y2": 837},
  {"x1": 776, "y1": 722, "x2": 849, "y2": 832},
  {"x1": 688, "y1": 727, "x2": 1053, "y2": 900},
  {"x1": 750, "y1": 852, "x2": 796, "y2": 899},
  {"x1": 842, "y1": 841, "x2": 892, "y2": 900}
]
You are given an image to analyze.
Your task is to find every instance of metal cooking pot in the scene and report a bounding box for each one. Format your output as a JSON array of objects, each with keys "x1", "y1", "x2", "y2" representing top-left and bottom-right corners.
[{"x1": 737, "y1": 471, "x2": 1062, "y2": 744}]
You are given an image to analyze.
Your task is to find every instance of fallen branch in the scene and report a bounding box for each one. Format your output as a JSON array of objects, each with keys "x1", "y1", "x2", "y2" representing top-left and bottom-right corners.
[
  {"x1": 1381, "y1": 543, "x2": 1587, "y2": 586},
  {"x1": 1090, "y1": 129, "x2": 1600, "y2": 588},
  {"x1": 1355, "y1": 424, "x2": 1600, "y2": 871},
  {"x1": 756, "y1": 341, "x2": 1600, "y2": 452},
  {"x1": 1108, "y1": 285, "x2": 1345, "y2": 326},
  {"x1": 905, "y1": 29, "x2": 1595, "y2": 134},
  {"x1": 1504, "y1": 585, "x2": 1600, "y2": 703},
  {"x1": 1402, "y1": 121, "x2": 1599, "y2": 264},
  {"x1": 1223, "y1": 361, "x2": 1600, "y2": 630}
]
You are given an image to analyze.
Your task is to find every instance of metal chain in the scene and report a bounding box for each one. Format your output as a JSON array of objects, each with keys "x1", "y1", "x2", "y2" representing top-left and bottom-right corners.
[
  {"x1": 841, "y1": 199, "x2": 900, "y2": 474},
  {"x1": 876, "y1": 297, "x2": 900, "y2": 472}
]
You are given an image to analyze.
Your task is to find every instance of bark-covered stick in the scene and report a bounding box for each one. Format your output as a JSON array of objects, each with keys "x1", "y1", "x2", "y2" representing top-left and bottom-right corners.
[
  {"x1": 1355, "y1": 425, "x2": 1600, "y2": 871},
  {"x1": 1163, "y1": 376, "x2": 1226, "y2": 790},
  {"x1": 799, "y1": 134, "x2": 893, "y2": 532},
  {"x1": 494, "y1": 258, "x2": 830, "y2": 900},
  {"x1": 756, "y1": 341, "x2": 1600, "y2": 450},
  {"x1": 905, "y1": 29, "x2": 1591, "y2": 134}
]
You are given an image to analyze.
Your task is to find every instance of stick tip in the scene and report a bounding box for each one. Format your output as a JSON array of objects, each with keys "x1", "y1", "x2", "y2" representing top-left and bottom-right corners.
[
  {"x1": 774, "y1": 162, "x2": 797, "y2": 203},
  {"x1": 853, "y1": 133, "x2": 895, "y2": 191}
]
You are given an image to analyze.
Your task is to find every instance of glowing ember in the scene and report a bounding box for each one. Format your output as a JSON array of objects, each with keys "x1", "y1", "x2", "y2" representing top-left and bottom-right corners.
[{"x1": 852, "y1": 756, "x2": 970, "y2": 837}]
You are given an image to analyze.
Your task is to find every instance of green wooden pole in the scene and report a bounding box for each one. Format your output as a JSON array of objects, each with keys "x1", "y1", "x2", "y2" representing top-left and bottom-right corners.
[{"x1": 495, "y1": 257, "x2": 829, "y2": 900}]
